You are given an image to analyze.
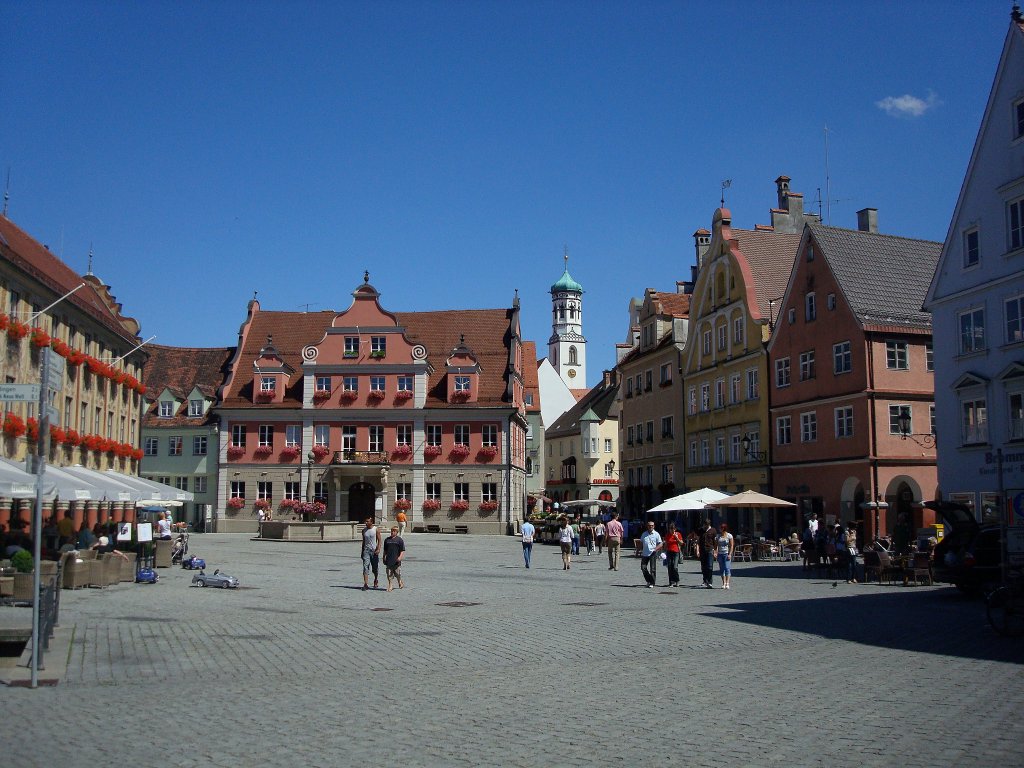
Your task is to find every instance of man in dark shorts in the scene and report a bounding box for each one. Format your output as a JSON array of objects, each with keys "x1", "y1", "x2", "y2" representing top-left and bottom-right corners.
[
  {"x1": 698, "y1": 518, "x2": 716, "y2": 588},
  {"x1": 382, "y1": 526, "x2": 406, "y2": 591},
  {"x1": 361, "y1": 517, "x2": 382, "y2": 591}
]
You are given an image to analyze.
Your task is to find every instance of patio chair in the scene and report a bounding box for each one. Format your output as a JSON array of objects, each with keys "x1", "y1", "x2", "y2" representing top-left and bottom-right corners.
[
  {"x1": 903, "y1": 552, "x2": 933, "y2": 586},
  {"x1": 62, "y1": 555, "x2": 93, "y2": 590},
  {"x1": 735, "y1": 544, "x2": 753, "y2": 562}
]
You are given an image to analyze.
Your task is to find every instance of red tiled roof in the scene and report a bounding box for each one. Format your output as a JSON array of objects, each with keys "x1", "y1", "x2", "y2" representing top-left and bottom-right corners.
[
  {"x1": 0, "y1": 215, "x2": 142, "y2": 344},
  {"x1": 732, "y1": 228, "x2": 802, "y2": 321},
  {"x1": 220, "y1": 307, "x2": 516, "y2": 408},
  {"x1": 651, "y1": 291, "x2": 691, "y2": 318},
  {"x1": 142, "y1": 344, "x2": 235, "y2": 426},
  {"x1": 570, "y1": 388, "x2": 591, "y2": 401},
  {"x1": 522, "y1": 341, "x2": 541, "y2": 413}
]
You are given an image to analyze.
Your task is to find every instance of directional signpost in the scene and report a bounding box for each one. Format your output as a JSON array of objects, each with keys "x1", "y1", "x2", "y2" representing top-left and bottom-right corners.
[{"x1": 0, "y1": 383, "x2": 40, "y2": 402}]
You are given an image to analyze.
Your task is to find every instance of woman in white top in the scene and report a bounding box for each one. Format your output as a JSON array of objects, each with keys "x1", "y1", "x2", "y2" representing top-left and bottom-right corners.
[
  {"x1": 155, "y1": 512, "x2": 173, "y2": 540},
  {"x1": 558, "y1": 517, "x2": 574, "y2": 570},
  {"x1": 715, "y1": 523, "x2": 735, "y2": 589}
]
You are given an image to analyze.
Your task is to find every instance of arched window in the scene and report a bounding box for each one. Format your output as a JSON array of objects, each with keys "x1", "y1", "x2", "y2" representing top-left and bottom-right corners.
[{"x1": 568, "y1": 346, "x2": 578, "y2": 365}]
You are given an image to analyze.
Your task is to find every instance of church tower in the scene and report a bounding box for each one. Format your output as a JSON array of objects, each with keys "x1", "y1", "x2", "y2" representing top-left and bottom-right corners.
[{"x1": 548, "y1": 249, "x2": 587, "y2": 387}]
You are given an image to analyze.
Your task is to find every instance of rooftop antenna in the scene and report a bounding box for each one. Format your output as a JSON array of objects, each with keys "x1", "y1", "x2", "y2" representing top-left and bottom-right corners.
[
  {"x1": 299, "y1": 302, "x2": 319, "y2": 313},
  {"x1": 720, "y1": 179, "x2": 732, "y2": 208},
  {"x1": 2, "y1": 168, "x2": 9, "y2": 216},
  {"x1": 86, "y1": 244, "x2": 94, "y2": 276},
  {"x1": 824, "y1": 124, "x2": 832, "y2": 224}
]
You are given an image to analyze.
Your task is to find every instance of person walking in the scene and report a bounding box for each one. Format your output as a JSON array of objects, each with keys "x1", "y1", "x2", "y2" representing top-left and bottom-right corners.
[
  {"x1": 842, "y1": 521, "x2": 859, "y2": 584},
  {"x1": 663, "y1": 522, "x2": 684, "y2": 587},
  {"x1": 697, "y1": 519, "x2": 716, "y2": 588},
  {"x1": 558, "y1": 517, "x2": 574, "y2": 570},
  {"x1": 382, "y1": 525, "x2": 406, "y2": 591},
  {"x1": 594, "y1": 520, "x2": 606, "y2": 554},
  {"x1": 715, "y1": 523, "x2": 734, "y2": 589},
  {"x1": 583, "y1": 522, "x2": 594, "y2": 555},
  {"x1": 396, "y1": 509, "x2": 408, "y2": 537},
  {"x1": 521, "y1": 518, "x2": 536, "y2": 568},
  {"x1": 639, "y1": 521, "x2": 663, "y2": 588},
  {"x1": 571, "y1": 515, "x2": 581, "y2": 556},
  {"x1": 605, "y1": 512, "x2": 623, "y2": 571},
  {"x1": 361, "y1": 516, "x2": 382, "y2": 591}
]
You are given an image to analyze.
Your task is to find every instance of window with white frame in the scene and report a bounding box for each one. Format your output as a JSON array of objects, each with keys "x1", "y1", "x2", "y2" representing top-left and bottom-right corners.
[
  {"x1": 427, "y1": 424, "x2": 442, "y2": 446},
  {"x1": 634, "y1": 374, "x2": 642, "y2": 394},
  {"x1": 689, "y1": 441, "x2": 698, "y2": 467},
  {"x1": 733, "y1": 316, "x2": 744, "y2": 345},
  {"x1": 342, "y1": 425, "x2": 356, "y2": 450},
  {"x1": 370, "y1": 376, "x2": 385, "y2": 392},
  {"x1": 659, "y1": 363, "x2": 671, "y2": 385},
  {"x1": 627, "y1": 426, "x2": 635, "y2": 446},
  {"x1": 645, "y1": 370, "x2": 653, "y2": 391},
  {"x1": 961, "y1": 398, "x2": 987, "y2": 444},
  {"x1": 194, "y1": 476, "x2": 207, "y2": 494},
  {"x1": 799, "y1": 350, "x2": 816, "y2": 381},
  {"x1": 775, "y1": 358, "x2": 791, "y2": 388},
  {"x1": 482, "y1": 483, "x2": 497, "y2": 502},
  {"x1": 730, "y1": 433, "x2": 741, "y2": 463},
  {"x1": 454, "y1": 483, "x2": 469, "y2": 502},
  {"x1": 426, "y1": 482, "x2": 441, "y2": 501},
  {"x1": 343, "y1": 375, "x2": 358, "y2": 392},
  {"x1": 635, "y1": 422, "x2": 644, "y2": 444},
  {"x1": 591, "y1": 437, "x2": 597, "y2": 454},
  {"x1": 715, "y1": 436, "x2": 725, "y2": 465},
  {"x1": 369, "y1": 425, "x2": 384, "y2": 452},
  {"x1": 661, "y1": 416, "x2": 673, "y2": 438},
  {"x1": 159, "y1": 401, "x2": 173, "y2": 418},
  {"x1": 626, "y1": 378, "x2": 633, "y2": 397},
  {"x1": 959, "y1": 308, "x2": 986, "y2": 354},
  {"x1": 700, "y1": 438, "x2": 709, "y2": 466},
  {"x1": 646, "y1": 421, "x2": 654, "y2": 443},
  {"x1": 144, "y1": 437, "x2": 158, "y2": 456},
  {"x1": 662, "y1": 463, "x2": 673, "y2": 484},
  {"x1": 805, "y1": 292, "x2": 817, "y2": 321},
  {"x1": 168, "y1": 436, "x2": 182, "y2": 456},
  {"x1": 193, "y1": 435, "x2": 207, "y2": 455},
  {"x1": 482, "y1": 424, "x2": 497, "y2": 446},
  {"x1": 963, "y1": 228, "x2": 980, "y2": 268},
  {"x1": 886, "y1": 341, "x2": 909, "y2": 370},
  {"x1": 314, "y1": 481, "x2": 328, "y2": 500},
  {"x1": 745, "y1": 431, "x2": 761, "y2": 461},
  {"x1": 285, "y1": 425, "x2": 301, "y2": 447},
  {"x1": 258, "y1": 425, "x2": 273, "y2": 447},
  {"x1": 688, "y1": 386, "x2": 697, "y2": 415},
  {"x1": 189, "y1": 399, "x2": 204, "y2": 417},
  {"x1": 397, "y1": 482, "x2": 412, "y2": 501},
  {"x1": 371, "y1": 336, "x2": 386, "y2": 355},
  {"x1": 454, "y1": 375, "x2": 471, "y2": 392},
  {"x1": 746, "y1": 369, "x2": 759, "y2": 400},
  {"x1": 315, "y1": 425, "x2": 330, "y2": 446},
  {"x1": 1006, "y1": 295, "x2": 1024, "y2": 344},
  {"x1": 800, "y1": 412, "x2": 817, "y2": 442},
  {"x1": 888, "y1": 405, "x2": 913, "y2": 436},
  {"x1": 702, "y1": 329, "x2": 711, "y2": 355},
  {"x1": 1009, "y1": 391, "x2": 1023, "y2": 440},
  {"x1": 833, "y1": 341, "x2": 852, "y2": 374},
  {"x1": 715, "y1": 378, "x2": 725, "y2": 408},
  {"x1": 398, "y1": 375, "x2": 413, "y2": 392},
  {"x1": 284, "y1": 481, "x2": 300, "y2": 500},
  {"x1": 835, "y1": 406, "x2": 854, "y2": 438},
  {"x1": 788, "y1": 308, "x2": 796, "y2": 324},
  {"x1": 230, "y1": 481, "x2": 245, "y2": 499},
  {"x1": 257, "y1": 481, "x2": 272, "y2": 501},
  {"x1": 260, "y1": 377, "x2": 275, "y2": 393},
  {"x1": 396, "y1": 424, "x2": 411, "y2": 446},
  {"x1": 316, "y1": 375, "x2": 331, "y2": 392},
  {"x1": 1010, "y1": 198, "x2": 1024, "y2": 251},
  {"x1": 231, "y1": 424, "x2": 246, "y2": 447},
  {"x1": 605, "y1": 438, "x2": 612, "y2": 453},
  {"x1": 344, "y1": 336, "x2": 359, "y2": 357},
  {"x1": 717, "y1": 324, "x2": 727, "y2": 351},
  {"x1": 827, "y1": 293, "x2": 836, "y2": 311},
  {"x1": 455, "y1": 424, "x2": 470, "y2": 446},
  {"x1": 776, "y1": 416, "x2": 791, "y2": 446}
]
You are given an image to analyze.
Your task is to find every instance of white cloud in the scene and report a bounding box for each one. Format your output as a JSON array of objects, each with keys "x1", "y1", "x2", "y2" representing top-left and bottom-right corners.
[{"x1": 875, "y1": 90, "x2": 941, "y2": 118}]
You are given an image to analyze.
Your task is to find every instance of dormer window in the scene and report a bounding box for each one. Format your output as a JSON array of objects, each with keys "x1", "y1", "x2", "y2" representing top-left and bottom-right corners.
[
  {"x1": 188, "y1": 399, "x2": 204, "y2": 417},
  {"x1": 260, "y1": 377, "x2": 276, "y2": 393},
  {"x1": 159, "y1": 401, "x2": 173, "y2": 418},
  {"x1": 455, "y1": 375, "x2": 471, "y2": 392}
]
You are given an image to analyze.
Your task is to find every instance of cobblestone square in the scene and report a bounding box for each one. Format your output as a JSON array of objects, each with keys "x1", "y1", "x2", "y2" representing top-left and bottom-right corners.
[{"x1": 4, "y1": 533, "x2": 1022, "y2": 768}]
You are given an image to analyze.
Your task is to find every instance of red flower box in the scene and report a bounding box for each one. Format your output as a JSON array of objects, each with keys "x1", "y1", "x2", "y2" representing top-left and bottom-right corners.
[
  {"x1": 423, "y1": 445, "x2": 442, "y2": 457},
  {"x1": 367, "y1": 389, "x2": 386, "y2": 400},
  {"x1": 64, "y1": 429, "x2": 81, "y2": 446},
  {"x1": 395, "y1": 390, "x2": 413, "y2": 401},
  {"x1": 391, "y1": 444, "x2": 412, "y2": 459},
  {"x1": 393, "y1": 498, "x2": 412, "y2": 511},
  {"x1": 339, "y1": 390, "x2": 358, "y2": 402},
  {"x1": 279, "y1": 499, "x2": 299, "y2": 511},
  {"x1": 279, "y1": 446, "x2": 299, "y2": 460},
  {"x1": 227, "y1": 445, "x2": 245, "y2": 459},
  {"x1": 450, "y1": 499, "x2": 469, "y2": 512},
  {"x1": 255, "y1": 391, "x2": 275, "y2": 402},
  {"x1": 312, "y1": 445, "x2": 331, "y2": 461},
  {"x1": 450, "y1": 390, "x2": 471, "y2": 402},
  {"x1": 479, "y1": 500, "x2": 498, "y2": 512},
  {"x1": 313, "y1": 389, "x2": 332, "y2": 400},
  {"x1": 477, "y1": 445, "x2": 498, "y2": 460},
  {"x1": 227, "y1": 497, "x2": 245, "y2": 509},
  {"x1": 7, "y1": 320, "x2": 29, "y2": 341},
  {"x1": 449, "y1": 444, "x2": 470, "y2": 459},
  {"x1": 254, "y1": 498, "x2": 272, "y2": 511},
  {"x1": 30, "y1": 328, "x2": 51, "y2": 348},
  {"x1": 422, "y1": 499, "x2": 441, "y2": 511},
  {"x1": 2, "y1": 412, "x2": 26, "y2": 438},
  {"x1": 67, "y1": 351, "x2": 87, "y2": 367},
  {"x1": 253, "y1": 445, "x2": 273, "y2": 457}
]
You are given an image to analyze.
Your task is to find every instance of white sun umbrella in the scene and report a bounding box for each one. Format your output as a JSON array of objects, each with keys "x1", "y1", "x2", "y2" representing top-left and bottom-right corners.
[
  {"x1": 647, "y1": 488, "x2": 732, "y2": 514},
  {"x1": 59, "y1": 465, "x2": 146, "y2": 504},
  {"x1": 0, "y1": 457, "x2": 104, "y2": 501},
  {"x1": 102, "y1": 472, "x2": 192, "y2": 507},
  {"x1": 0, "y1": 458, "x2": 53, "y2": 499}
]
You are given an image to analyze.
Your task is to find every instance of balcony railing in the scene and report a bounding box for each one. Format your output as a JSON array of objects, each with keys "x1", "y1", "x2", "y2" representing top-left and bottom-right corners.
[{"x1": 331, "y1": 450, "x2": 390, "y2": 465}]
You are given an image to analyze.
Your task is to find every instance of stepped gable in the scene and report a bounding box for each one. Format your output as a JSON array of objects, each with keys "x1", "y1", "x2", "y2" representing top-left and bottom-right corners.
[
  {"x1": 810, "y1": 223, "x2": 939, "y2": 330},
  {"x1": 220, "y1": 306, "x2": 515, "y2": 407},
  {"x1": 0, "y1": 214, "x2": 141, "y2": 342},
  {"x1": 142, "y1": 344, "x2": 235, "y2": 426},
  {"x1": 731, "y1": 228, "x2": 803, "y2": 321}
]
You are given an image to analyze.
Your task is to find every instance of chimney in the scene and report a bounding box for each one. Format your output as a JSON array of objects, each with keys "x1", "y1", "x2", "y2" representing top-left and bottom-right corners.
[
  {"x1": 857, "y1": 208, "x2": 878, "y2": 234},
  {"x1": 693, "y1": 228, "x2": 711, "y2": 266},
  {"x1": 775, "y1": 175, "x2": 791, "y2": 210}
]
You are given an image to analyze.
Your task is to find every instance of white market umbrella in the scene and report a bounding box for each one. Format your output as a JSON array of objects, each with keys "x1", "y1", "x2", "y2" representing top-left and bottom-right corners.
[
  {"x1": 706, "y1": 489, "x2": 796, "y2": 508},
  {"x1": 647, "y1": 487, "x2": 732, "y2": 514}
]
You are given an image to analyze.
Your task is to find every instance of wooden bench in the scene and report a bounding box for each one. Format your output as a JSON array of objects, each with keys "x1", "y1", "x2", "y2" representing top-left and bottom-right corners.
[
  {"x1": 454, "y1": 525, "x2": 469, "y2": 535},
  {"x1": 412, "y1": 526, "x2": 426, "y2": 533},
  {"x1": 426, "y1": 525, "x2": 441, "y2": 533},
  {"x1": 441, "y1": 527, "x2": 455, "y2": 534}
]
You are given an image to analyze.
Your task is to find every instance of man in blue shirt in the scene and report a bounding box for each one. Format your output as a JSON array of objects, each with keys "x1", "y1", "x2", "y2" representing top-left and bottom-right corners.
[
  {"x1": 639, "y1": 521, "x2": 663, "y2": 588},
  {"x1": 520, "y1": 519, "x2": 535, "y2": 568}
]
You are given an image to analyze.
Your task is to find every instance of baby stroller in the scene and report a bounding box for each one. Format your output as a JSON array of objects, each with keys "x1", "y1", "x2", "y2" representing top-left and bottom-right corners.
[{"x1": 170, "y1": 532, "x2": 189, "y2": 565}]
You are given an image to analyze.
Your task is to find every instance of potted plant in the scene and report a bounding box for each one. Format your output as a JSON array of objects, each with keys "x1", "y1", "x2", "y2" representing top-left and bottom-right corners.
[
  {"x1": 422, "y1": 498, "x2": 441, "y2": 512},
  {"x1": 297, "y1": 500, "x2": 327, "y2": 522},
  {"x1": 254, "y1": 498, "x2": 272, "y2": 511},
  {"x1": 313, "y1": 388, "x2": 332, "y2": 401},
  {"x1": 339, "y1": 389, "x2": 358, "y2": 402},
  {"x1": 2, "y1": 412, "x2": 26, "y2": 438},
  {"x1": 477, "y1": 445, "x2": 498, "y2": 460},
  {"x1": 279, "y1": 446, "x2": 300, "y2": 460},
  {"x1": 6, "y1": 320, "x2": 29, "y2": 341},
  {"x1": 255, "y1": 390, "x2": 275, "y2": 402},
  {"x1": 395, "y1": 389, "x2": 413, "y2": 401},
  {"x1": 391, "y1": 444, "x2": 412, "y2": 459},
  {"x1": 394, "y1": 498, "x2": 412, "y2": 511},
  {"x1": 449, "y1": 499, "x2": 469, "y2": 513},
  {"x1": 450, "y1": 390, "x2": 471, "y2": 402},
  {"x1": 227, "y1": 445, "x2": 245, "y2": 459},
  {"x1": 227, "y1": 497, "x2": 245, "y2": 510},
  {"x1": 423, "y1": 445, "x2": 442, "y2": 458},
  {"x1": 369, "y1": 349, "x2": 386, "y2": 359},
  {"x1": 367, "y1": 389, "x2": 386, "y2": 401},
  {"x1": 479, "y1": 500, "x2": 498, "y2": 513},
  {"x1": 30, "y1": 327, "x2": 51, "y2": 348},
  {"x1": 279, "y1": 498, "x2": 299, "y2": 513},
  {"x1": 253, "y1": 445, "x2": 274, "y2": 458},
  {"x1": 311, "y1": 444, "x2": 331, "y2": 461},
  {"x1": 449, "y1": 444, "x2": 470, "y2": 459}
]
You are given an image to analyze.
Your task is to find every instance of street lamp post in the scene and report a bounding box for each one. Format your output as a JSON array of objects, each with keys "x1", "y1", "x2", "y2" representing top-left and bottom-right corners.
[
  {"x1": 305, "y1": 451, "x2": 315, "y2": 503},
  {"x1": 741, "y1": 434, "x2": 766, "y2": 463}
]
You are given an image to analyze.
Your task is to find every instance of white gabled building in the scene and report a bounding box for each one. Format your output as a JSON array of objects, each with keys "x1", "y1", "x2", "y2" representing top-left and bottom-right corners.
[{"x1": 924, "y1": 7, "x2": 1024, "y2": 520}]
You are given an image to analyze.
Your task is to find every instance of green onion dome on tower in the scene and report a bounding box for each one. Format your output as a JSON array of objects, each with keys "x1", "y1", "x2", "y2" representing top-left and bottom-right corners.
[{"x1": 550, "y1": 268, "x2": 584, "y2": 294}]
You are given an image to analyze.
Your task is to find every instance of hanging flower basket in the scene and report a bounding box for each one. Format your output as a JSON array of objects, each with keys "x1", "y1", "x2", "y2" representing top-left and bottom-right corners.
[
  {"x1": 395, "y1": 390, "x2": 413, "y2": 401},
  {"x1": 391, "y1": 444, "x2": 412, "y2": 459},
  {"x1": 313, "y1": 388, "x2": 332, "y2": 401},
  {"x1": 253, "y1": 498, "x2": 272, "y2": 511},
  {"x1": 6, "y1": 320, "x2": 29, "y2": 341},
  {"x1": 30, "y1": 328, "x2": 51, "y2": 348},
  {"x1": 227, "y1": 497, "x2": 245, "y2": 510},
  {"x1": 422, "y1": 499, "x2": 441, "y2": 512},
  {"x1": 63, "y1": 429, "x2": 81, "y2": 446},
  {"x1": 279, "y1": 446, "x2": 300, "y2": 460},
  {"x1": 2, "y1": 412, "x2": 26, "y2": 438},
  {"x1": 253, "y1": 445, "x2": 273, "y2": 458},
  {"x1": 227, "y1": 445, "x2": 245, "y2": 460},
  {"x1": 311, "y1": 444, "x2": 331, "y2": 460},
  {"x1": 255, "y1": 391, "x2": 275, "y2": 402},
  {"x1": 423, "y1": 445, "x2": 442, "y2": 458},
  {"x1": 477, "y1": 445, "x2": 498, "y2": 460},
  {"x1": 279, "y1": 499, "x2": 299, "y2": 511},
  {"x1": 367, "y1": 389, "x2": 386, "y2": 400},
  {"x1": 450, "y1": 390, "x2": 471, "y2": 402},
  {"x1": 449, "y1": 499, "x2": 469, "y2": 513},
  {"x1": 449, "y1": 444, "x2": 470, "y2": 459},
  {"x1": 339, "y1": 389, "x2": 358, "y2": 402},
  {"x1": 479, "y1": 500, "x2": 499, "y2": 513},
  {"x1": 393, "y1": 498, "x2": 412, "y2": 511}
]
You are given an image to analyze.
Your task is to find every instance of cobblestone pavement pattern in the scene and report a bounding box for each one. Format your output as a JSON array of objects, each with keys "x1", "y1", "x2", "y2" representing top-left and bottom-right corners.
[{"x1": 4, "y1": 533, "x2": 1022, "y2": 767}]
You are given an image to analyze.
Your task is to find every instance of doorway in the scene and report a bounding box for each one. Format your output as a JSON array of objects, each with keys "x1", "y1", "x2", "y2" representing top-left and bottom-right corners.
[{"x1": 347, "y1": 482, "x2": 376, "y2": 522}]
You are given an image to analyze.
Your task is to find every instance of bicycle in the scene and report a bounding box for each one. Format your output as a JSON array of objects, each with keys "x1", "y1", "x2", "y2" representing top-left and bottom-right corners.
[{"x1": 986, "y1": 568, "x2": 1024, "y2": 637}]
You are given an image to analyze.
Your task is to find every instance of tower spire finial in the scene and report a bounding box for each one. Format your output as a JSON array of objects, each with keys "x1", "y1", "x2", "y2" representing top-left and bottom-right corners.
[
  {"x1": 563, "y1": 244, "x2": 569, "y2": 271},
  {"x1": 86, "y1": 244, "x2": 94, "y2": 276},
  {"x1": 2, "y1": 168, "x2": 9, "y2": 217}
]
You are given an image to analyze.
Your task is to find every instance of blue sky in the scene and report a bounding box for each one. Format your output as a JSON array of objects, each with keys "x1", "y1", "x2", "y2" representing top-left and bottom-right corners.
[{"x1": 2, "y1": 1, "x2": 1010, "y2": 385}]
